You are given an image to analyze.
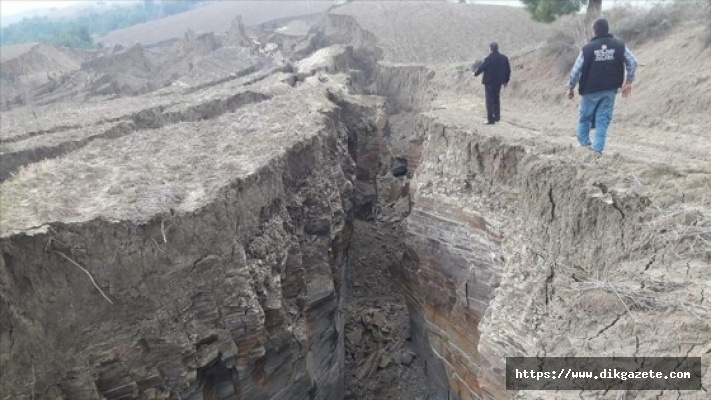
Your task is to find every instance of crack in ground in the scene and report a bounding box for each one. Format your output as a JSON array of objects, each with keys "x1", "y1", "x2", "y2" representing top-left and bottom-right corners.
[
  {"x1": 590, "y1": 312, "x2": 625, "y2": 341},
  {"x1": 343, "y1": 220, "x2": 434, "y2": 400}
]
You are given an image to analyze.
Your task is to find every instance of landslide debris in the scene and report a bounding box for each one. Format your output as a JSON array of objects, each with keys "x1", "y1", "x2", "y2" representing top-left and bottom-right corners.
[{"x1": 344, "y1": 221, "x2": 436, "y2": 400}]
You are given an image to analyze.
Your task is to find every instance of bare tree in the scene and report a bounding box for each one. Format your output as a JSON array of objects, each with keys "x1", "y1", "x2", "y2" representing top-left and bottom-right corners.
[{"x1": 587, "y1": 0, "x2": 603, "y2": 20}]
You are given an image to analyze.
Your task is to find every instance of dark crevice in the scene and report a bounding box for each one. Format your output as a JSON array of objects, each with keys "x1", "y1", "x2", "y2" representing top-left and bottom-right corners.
[
  {"x1": 644, "y1": 254, "x2": 656, "y2": 271},
  {"x1": 590, "y1": 312, "x2": 625, "y2": 341}
]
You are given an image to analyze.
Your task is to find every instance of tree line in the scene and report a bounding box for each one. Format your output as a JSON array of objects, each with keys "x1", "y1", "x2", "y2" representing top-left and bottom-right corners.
[{"x1": 0, "y1": 0, "x2": 206, "y2": 48}]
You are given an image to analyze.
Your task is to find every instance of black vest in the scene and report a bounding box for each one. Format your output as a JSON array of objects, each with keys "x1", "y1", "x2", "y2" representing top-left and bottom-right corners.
[{"x1": 579, "y1": 34, "x2": 626, "y2": 95}]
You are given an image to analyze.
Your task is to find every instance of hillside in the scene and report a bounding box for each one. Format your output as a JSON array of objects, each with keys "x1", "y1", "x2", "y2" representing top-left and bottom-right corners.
[
  {"x1": 424, "y1": 19, "x2": 711, "y2": 173},
  {"x1": 0, "y1": 43, "x2": 88, "y2": 109},
  {"x1": 99, "y1": 1, "x2": 333, "y2": 46},
  {"x1": 332, "y1": 1, "x2": 551, "y2": 64},
  {"x1": 0, "y1": 43, "x2": 37, "y2": 63}
]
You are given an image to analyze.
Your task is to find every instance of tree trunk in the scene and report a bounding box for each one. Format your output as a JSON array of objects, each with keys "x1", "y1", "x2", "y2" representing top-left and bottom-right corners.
[{"x1": 587, "y1": 0, "x2": 602, "y2": 19}]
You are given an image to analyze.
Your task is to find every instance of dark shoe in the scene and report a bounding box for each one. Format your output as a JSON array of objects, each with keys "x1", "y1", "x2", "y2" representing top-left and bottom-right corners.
[
  {"x1": 485, "y1": 121, "x2": 496, "y2": 125},
  {"x1": 494, "y1": 117, "x2": 500, "y2": 122}
]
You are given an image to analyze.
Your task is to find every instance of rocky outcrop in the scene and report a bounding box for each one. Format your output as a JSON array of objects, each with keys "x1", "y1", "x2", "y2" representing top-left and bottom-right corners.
[
  {"x1": 225, "y1": 16, "x2": 252, "y2": 48},
  {"x1": 401, "y1": 115, "x2": 711, "y2": 399},
  {"x1": 0, "y1": 44, "x2": 86, "y2": 109}
]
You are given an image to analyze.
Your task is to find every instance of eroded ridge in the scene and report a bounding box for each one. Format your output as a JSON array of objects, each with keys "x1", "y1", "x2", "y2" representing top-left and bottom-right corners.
[
  {"x1": 401, "y1": 115, "x2": 711, "y2": 400},
  {"x1": 0, "y1": 70, "x2": 387, "y2": 399}
]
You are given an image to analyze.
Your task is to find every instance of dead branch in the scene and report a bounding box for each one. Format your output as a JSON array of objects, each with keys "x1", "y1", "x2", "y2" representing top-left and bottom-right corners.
[
  {"x1": 151, "y1": 237, "x2": 166, "y2": 253},
  {"x1": 161, "y1": 219, "x2": 167, "y2": 244},
  {"x1": 55, "y1": 251, "x2": 113, "y2": 304}
]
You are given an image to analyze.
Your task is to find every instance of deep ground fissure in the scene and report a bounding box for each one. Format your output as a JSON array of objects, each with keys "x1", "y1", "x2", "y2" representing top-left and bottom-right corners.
[
  {"x1": 341, "y1": 103, "x2": 438, "y2": 399},
  {"x1": 343, "y1": 220, "x2": 435, "y2": 400}
]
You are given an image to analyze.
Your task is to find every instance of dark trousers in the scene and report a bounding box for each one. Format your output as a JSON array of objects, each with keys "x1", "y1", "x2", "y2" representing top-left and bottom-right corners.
[{"x1": 485, "y1": 84, "x2": 502, "y2": 122}]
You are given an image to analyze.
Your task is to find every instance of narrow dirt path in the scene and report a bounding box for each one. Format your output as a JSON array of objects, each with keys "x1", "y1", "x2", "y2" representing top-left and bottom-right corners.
[{"x1": 344, "y1": 220, "x2": 435, "y2": 400}]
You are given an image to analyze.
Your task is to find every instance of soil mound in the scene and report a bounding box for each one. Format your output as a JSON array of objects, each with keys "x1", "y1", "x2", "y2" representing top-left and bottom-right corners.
[
  {"x1": 81, "y1": 43, "x2": 160, "y2": 97},
  {"x1": 0, "y1": 44, "x2": 85, "y2": 108}
]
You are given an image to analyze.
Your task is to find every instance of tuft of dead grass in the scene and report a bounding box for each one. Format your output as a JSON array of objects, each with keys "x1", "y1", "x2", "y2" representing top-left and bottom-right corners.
[
  {"x1": 573, "y1": 277, "x2": 711, "y2": 322},
  {"x1": 647, "y1": 202, "x2": 711, "y2": 261}
]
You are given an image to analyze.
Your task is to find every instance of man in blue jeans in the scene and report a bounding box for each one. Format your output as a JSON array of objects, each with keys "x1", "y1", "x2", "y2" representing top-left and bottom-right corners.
[{"x1": 567, "y1": 18, "x2": 638, "y2": 155}]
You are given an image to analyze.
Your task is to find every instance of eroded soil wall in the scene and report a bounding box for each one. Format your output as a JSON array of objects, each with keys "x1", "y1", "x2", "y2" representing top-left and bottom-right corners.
[
  {"x1": 400, "y1": 115, "x2": 710, "y2": 399},
  {"x1": 0, "y1": 99, "x2": 386, "y2": 399}
]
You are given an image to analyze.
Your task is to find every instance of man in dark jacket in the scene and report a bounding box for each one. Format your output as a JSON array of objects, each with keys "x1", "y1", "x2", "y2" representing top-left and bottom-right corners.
[
  {"x1": 473, "y1": 42, "x2": 511, "y2": 124},
  {"x1": 567, "y1": 18, "x2": 637, "y2": 154}
]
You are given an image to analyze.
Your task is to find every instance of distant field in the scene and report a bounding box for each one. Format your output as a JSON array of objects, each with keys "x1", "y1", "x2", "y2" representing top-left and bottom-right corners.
[
  {"x1": 99, "y1": 1, "x2": 333, "y2": 46},
  {"x1": 332, "y1": 1, "x2": 552, "y2": 64}
]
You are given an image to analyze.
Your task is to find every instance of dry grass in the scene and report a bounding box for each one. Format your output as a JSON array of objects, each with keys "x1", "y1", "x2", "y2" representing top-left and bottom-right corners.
[
  {"x1": 541, "y1": 1, "x2": 711, "y2": 74},
  {"x1": 606, "y1": 2, "x2": 709, "y2": 46},
  {"x1": 0, "y1": 84, "x2": 331, "y2": 236},
  {"x1": 541, "y1": 17, "x2": 592, "y2": 73},
  {"x1": 647, "y1": 202, "x2": 711, "y2": 261},
  {"x1": 573, "y1": 277, "x2": 710, "y2": 321},
  {"x1": 549, "y1": 198, "x2": 711, "y2": 325}
]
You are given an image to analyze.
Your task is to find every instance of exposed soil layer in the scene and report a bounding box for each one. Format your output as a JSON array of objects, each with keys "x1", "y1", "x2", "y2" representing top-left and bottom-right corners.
[{"x1": 1, "y1": 3, "x2": 710, "y2": 400}]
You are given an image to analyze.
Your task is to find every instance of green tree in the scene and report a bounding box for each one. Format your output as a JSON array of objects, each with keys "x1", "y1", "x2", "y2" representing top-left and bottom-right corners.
[{"x1": 521, "y1": 0, "x2": 590, "y2": 23}]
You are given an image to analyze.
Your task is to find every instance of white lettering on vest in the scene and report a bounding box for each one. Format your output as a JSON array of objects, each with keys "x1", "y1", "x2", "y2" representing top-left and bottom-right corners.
[{"x1": 594, "y1": 44, "x2": 615, "y2": 61}]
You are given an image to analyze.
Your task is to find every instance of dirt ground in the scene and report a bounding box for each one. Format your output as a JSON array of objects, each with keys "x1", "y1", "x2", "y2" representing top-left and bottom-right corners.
[
  {"x1": 344, "y1": 220, "x2": 437, "y2": 400},
  {"x1": 1, "y1": 2, "x2": 709, "y2": 398}
]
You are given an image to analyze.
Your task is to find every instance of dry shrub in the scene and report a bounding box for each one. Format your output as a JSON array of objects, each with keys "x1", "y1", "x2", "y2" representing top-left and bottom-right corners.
[
  {"x1": 541, "y1": 17, "x2": 592, "y2": 74},
  {"x1": 647, "y1": 203, "x2": 711, "y2": 261},
  {"x1": 607, "y1": 1, "x2": 710, "y2": 46},
  {"x1": 573, "y1": 278, "x2": 711, "y2": 321},
  {"x1": 541, "y1": 1, "x2": 711, "y2": 73}
]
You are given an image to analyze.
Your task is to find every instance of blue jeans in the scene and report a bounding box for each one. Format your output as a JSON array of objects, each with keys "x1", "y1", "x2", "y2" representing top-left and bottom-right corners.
[{"x1": 577, "y1": 89, "x2": 617, "y2": 153}]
